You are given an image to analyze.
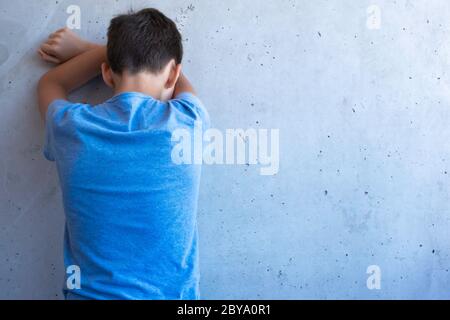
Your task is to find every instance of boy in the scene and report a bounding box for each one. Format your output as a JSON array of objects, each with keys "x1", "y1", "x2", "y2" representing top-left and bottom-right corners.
[{"x1": 37, "y1": 8, "x2": 209, "y2": 300}]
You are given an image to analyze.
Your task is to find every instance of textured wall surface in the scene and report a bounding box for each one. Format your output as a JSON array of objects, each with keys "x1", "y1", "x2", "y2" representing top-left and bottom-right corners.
[{"x1": 1, "y1": 0, "x2": 450, "y2": 299}]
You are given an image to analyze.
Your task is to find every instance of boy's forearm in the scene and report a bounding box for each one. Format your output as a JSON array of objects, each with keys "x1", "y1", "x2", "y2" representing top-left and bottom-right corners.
[
  {"x1": 47, "y1": 44, "x2": 105, "y2": 91},
  {"x1": 38, "y1": 45, "x2": 106, "y2": 119}
]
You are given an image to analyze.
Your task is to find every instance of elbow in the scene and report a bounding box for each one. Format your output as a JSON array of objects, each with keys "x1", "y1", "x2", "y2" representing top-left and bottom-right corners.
[
  {"x1": 37, "y1": 71, "x2": 67, "y2": 99},
  {"x1": 36, "y1": 71, "x2": 69, "y2": 120},
  {"x1": 38, "y1": 71, "x2": 55, "y2": 88},
  {"x1": 37, "y1": 72, "x2": 50, "y2": 95}
]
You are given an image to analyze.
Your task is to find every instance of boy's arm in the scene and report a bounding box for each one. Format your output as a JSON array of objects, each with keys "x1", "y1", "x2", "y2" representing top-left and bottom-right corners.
[
  {"x1": 173, "y1": 73, "x2": 196, "y2": 98},
  {"x1": 37, "y1": 28, "x2": 105, "y2": 121}
]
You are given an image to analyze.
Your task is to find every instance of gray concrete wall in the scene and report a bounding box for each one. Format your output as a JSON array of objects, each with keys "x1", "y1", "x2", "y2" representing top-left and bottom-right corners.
[{"x1": 1, "y1": 0, "x2": 450, "y2": 299}]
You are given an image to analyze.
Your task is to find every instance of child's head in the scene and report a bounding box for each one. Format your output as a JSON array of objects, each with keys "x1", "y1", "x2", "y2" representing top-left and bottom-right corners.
[{"x1": 102, "y1": 8, "x2": 183, "y2": 95}]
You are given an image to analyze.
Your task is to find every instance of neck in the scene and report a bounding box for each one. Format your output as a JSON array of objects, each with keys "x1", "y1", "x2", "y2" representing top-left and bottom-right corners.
[{"x1": 113, "y1": 71, "x2": 166, "y2": 100}]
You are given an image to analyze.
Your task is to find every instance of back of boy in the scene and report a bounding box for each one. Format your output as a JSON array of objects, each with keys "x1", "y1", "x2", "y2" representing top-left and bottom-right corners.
[{"x1": 38, "y1": 9, "x2": 209, "y2": 300}]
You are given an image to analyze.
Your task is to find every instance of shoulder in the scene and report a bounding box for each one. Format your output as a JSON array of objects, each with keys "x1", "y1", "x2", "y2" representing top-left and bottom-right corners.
[
  {"x1": 169, "y1": 93, "x2": 210, "y2": 127},
  {"x1": 43, "y1": 100, "x2": 91, "y2": 162},
  {"x1": 46, "y1": 99, "x2": 91, "y2": 127}
]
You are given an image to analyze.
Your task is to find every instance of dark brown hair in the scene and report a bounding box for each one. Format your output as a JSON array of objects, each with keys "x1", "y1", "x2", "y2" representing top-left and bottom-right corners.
[{"x1": 107, "y1": 8, "x2": 183, "y2": 74}]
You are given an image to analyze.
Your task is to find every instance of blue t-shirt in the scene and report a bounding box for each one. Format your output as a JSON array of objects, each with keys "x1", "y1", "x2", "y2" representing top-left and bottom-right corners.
[{"x1": 44, "y1": 92, "x2": 210, "y2": 300}]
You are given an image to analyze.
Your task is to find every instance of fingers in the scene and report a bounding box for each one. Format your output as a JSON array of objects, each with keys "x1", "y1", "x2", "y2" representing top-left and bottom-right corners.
[
  {"x1": 37, "y1": 48, "x2": 61, "y2": 64},
  {"x1": 39, "y1": 27, "x2": 78, "y2": 64},
  {"x1": 50, "y1": 27, "x2": 70, "y2": 38},
  {"x1": 40, "y1": 43, "x2": 55, "y2": 55},
  {"x1": 40, "y1": 34, "x2": 60, "y2": 61},
  {"x1": 44, "y1": 38, "x2": 59, "y2": 47},
  {"x1": 48, "y1": 27, "x2": 70, "y2": 40},
  {"x1": 38, "y1": 48, "x2": 60, "y2": 63},
  {"x1": 56, "y1": 27, "x2": 69, "y2": 33}
]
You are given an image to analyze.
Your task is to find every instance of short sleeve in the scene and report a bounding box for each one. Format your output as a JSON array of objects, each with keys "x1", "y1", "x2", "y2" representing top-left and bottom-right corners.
[
  {"x1": 43, "y1": 99, "x2": 75, "y2": 162},
  {"x1": 173, "y1": 92, "x2": 211, "y2": 130}
]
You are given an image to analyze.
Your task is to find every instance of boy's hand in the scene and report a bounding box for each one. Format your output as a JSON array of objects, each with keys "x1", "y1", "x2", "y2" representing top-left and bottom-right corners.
[{"x1": 38, "y1": 28, "x2": 97, "y2": 64}]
